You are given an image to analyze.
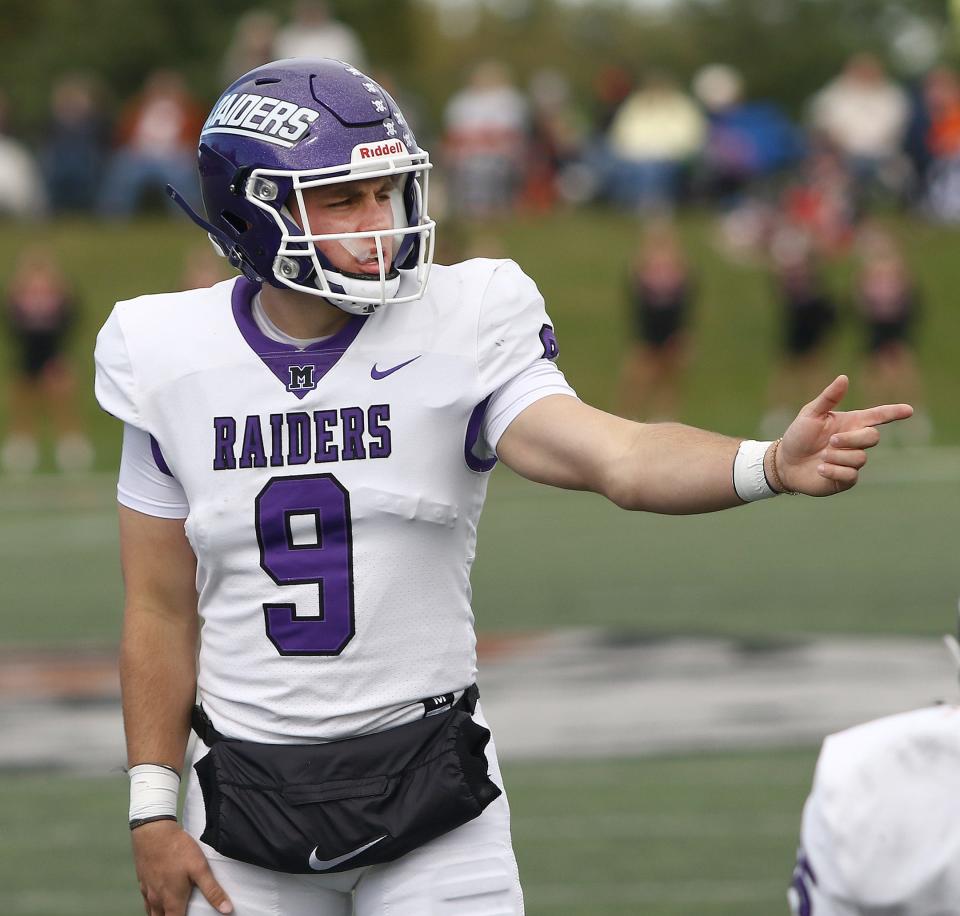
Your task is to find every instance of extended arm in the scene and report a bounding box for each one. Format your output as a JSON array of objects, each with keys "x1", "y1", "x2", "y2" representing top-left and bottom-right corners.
[
  {"x1": 496, "y1": 375, "x2": 912, "y2": 512},
  {"x1": 119, "y1": 505, "x2": 232, "y2": 916},
  {"x1": 497, "y1": 396, "x2": 742, "y2": 513}
]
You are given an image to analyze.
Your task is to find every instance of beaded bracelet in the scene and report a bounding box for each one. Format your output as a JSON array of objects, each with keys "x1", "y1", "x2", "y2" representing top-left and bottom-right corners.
[{"x1": 768, "y1": 438, "x2": 799, "y2": 495}]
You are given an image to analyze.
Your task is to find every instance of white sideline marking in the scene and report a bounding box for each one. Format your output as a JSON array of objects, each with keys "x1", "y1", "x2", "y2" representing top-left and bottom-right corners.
[{"x1": 2, "y1": 633, "x2": 956, "y2": 772}]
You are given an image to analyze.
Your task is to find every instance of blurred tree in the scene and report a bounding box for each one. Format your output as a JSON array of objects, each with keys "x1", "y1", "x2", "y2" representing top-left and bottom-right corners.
[
  {"x1": 675, "y1": 0, "x2": 950, "y2": 110},
  {"x1": 0, "y1": 0, "x2": 952, "y2": 138},
  {"x1": 1, "y1": 0, "x2": 413, "y2": 136}
]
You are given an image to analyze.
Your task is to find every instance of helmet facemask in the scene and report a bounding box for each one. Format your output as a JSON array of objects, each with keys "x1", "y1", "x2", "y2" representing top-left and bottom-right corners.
[{"x1": 244, "y1": 152, "x2": 435, "y2": 315}]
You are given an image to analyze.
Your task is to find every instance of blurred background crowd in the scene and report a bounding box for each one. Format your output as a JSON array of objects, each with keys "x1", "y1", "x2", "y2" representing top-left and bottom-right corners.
[
  {"x1": 1, "y1": 0, "x2": 954, "y2": 472},
  {"x1": 7, "y1": 7, "x2": 960, "y2": 228}
]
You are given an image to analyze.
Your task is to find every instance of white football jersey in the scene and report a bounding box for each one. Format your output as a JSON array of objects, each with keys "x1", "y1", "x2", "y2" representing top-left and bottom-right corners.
[
  {"x1": 95, "y1": 260, "x2": 573, "y2": 743},
  {"x1": 790, "y1": 704, "x2": 960, "y2": 916}
]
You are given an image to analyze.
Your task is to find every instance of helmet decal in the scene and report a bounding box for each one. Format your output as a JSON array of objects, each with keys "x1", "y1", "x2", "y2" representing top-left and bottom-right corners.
[
  {"x1": 351, "y1": 139, "x2": 408, "y2": 163},
  {"x1": 203, "y1": 93, "x2": 321, "y2": 147}
]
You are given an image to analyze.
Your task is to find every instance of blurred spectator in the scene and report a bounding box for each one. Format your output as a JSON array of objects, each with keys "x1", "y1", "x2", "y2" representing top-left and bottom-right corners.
[
  {"x1": 40, "y1": 74, "x2": 108, "y2": 214},
  {"x1": 918, "y1": 66, "x2": 960, "y2": 221},
  {"x1": 922, "y1": 66, "x2": 960, "y2": 160},
  {"x1": 524, "y1": 69, "x2": 588, "y2": 209},
  {"x1": 760, "y1": 227, "x2": 837, "y2": 438},
  {"x1": 808, "y1": 53, "x2": 911, "y2": 202},
  {"x1": 274, "y1": 0, "x2": 366, "y2": 68},
  {"x1": 903, "y1": 77, "x2": 934, "y2": 198},
  {"x1": 604, "y1": 72, "x2": 705, "y2": 212},
  {"x1": 2, "y1": 247, "x2": 92, "y2": 473},
  {"x1": 0, "y1": 91, "x2": 48, "y2": 219},
  {"x1": 617, "y1": 220, "x2": 694, "y2": 421},
  {"x1": 853, "y1": 226, "x2": 931, "y2": 443},
  {"x1": 442, "y1": 61, "x2": 530, "y2": 219},
  {"x1": 589, "y1": 65, "x2": 633, "y2": 135},
  {"x1": 692, "y1": 64, "x2": 802, "y2": 208},
  {"x1": 781, "y1": 141, "x2": 859, "y2": 256},
  {"x1": 221, "y1": 9, "x2": 279, "y2": 85},
  {"x1": 98, "y1": 70, "x2": 205, "y2": 218},
  {"x1": 577, "y1": 66, "x2": 634, "y2": 206}
]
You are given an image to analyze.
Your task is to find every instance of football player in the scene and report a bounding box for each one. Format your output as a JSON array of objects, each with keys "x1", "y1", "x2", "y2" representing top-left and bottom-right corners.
[
  {"x1": 790, "y1": 703, "x2": 960, "y2": 915},
  {"x1": 95, "y1": 59, "x2": 913, "y2": 916}
]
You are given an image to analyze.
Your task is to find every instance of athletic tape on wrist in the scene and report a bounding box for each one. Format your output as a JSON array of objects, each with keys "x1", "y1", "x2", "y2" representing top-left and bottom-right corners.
[
  {"x1": 733, "y1": 440, "x2": 777, "y2": 502},
  {"x1": 128, "y1": 764, "x2": 180, "y2": 825}
]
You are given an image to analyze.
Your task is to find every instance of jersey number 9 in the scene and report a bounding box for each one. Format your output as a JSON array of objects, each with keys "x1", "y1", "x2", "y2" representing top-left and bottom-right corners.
[{"x1": 255, "y1": 473, "x2": 355, "y2": 655}]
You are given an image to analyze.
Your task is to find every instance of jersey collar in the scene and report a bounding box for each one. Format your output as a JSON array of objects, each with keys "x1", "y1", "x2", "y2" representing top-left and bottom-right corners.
[{"x1": 231, "y1": 277, "x2": 366, "y2": 400}]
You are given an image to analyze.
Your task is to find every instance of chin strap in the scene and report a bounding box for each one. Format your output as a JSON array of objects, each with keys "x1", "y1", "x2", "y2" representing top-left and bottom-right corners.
[{"x1": 166, "y1": 185, "x2": 256, "y2": 278}]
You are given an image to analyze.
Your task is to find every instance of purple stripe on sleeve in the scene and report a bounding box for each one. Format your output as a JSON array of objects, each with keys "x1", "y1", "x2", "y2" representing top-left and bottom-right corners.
[
  {"x1": 539, "y1": 323, "x2": 560, "y2": 360},
  {"x1": 464, "y1": 396, "x2": 497, "y2": 473},
  {"x1": 149, "y1": 435, "x2": 174, "y2": 478}
]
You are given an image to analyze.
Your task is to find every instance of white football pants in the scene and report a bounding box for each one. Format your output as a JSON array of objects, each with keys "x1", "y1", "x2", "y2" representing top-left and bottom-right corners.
[{"x1": 183, "y1": 703, "x2": 524, "y2": 916}]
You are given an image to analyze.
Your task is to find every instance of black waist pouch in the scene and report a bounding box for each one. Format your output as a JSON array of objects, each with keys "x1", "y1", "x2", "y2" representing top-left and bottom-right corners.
[{"x1": 192, "y1": 685, "x2": 501, "y2": 874}]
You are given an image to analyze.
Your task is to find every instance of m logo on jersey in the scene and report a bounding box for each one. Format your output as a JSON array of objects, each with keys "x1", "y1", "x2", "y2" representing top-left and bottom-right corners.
[
  {"x1": 202, "y1": 93, "x2": 320, "y2": 148},
  {"x1": 288, "y1": 365, "x2": 317, "y2": 392}
]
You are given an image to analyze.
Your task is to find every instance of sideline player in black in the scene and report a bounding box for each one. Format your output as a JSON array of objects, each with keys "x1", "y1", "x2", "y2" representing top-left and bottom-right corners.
[
  {"x1": 3, "y1": 246, "x2": 92, "y2": 472},
  {"x1": 761, "y1": 228, "x2": 838, "y2": 439},
  {"x1": 617, "y1": 221, "x2": 695, "y2": 421}
]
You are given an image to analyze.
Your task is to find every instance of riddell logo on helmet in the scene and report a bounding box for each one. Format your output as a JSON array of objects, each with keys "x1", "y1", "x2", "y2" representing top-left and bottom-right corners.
[
  {"x1": 351, "y1": 140, "x2": 408, "y2": 163},
  {"x1": 202, "y1": 93, "x2": 320, "y2": 148}
]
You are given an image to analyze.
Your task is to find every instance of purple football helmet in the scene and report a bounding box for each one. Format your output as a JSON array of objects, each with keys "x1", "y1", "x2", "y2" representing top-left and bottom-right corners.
[{"x1": 169, "y1": 59, "x2": 435, "y2": 315}]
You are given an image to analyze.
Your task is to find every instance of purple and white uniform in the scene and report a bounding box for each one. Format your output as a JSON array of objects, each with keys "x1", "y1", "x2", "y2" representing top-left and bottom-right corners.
[{"x1": 94, "y1": 259, "x2": 575, "y2": 744}]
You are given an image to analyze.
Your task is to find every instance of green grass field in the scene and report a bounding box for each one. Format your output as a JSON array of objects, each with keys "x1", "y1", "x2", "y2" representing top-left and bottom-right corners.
[
  {"x1": 2, "y1": 450, "x2": 957, "y2": 646},
  {"x1": 1, "y1": 211, "x2": 956, "y2": 915},
  {"x1": 1, "y1": 458, "x2": 954, "y2": 913}
]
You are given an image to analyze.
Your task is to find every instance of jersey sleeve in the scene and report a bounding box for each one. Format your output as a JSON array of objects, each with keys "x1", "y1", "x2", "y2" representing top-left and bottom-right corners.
[
  {"x1": 94, "y1": 306, "x2": 143, "y2": 429},
  {"x1": 483, "y1": 359, "x2": 578, "y2": 457},
  {"x1": 118, "y1": 423, "x2": 190, "y2": 519},
  {"x1": 476, "y1": 260, "x2": 560, "y2": 394},
  {"x1": 473, "y1": 260, "x2": 576, "y2": 461}
]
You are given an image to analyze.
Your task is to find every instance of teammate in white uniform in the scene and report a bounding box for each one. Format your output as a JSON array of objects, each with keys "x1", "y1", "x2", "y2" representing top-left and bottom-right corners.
[
  {"x1": 790, "y1": 703, "x2": 960, "y2": 915},
  {"x1": 95, "y1": 60, "x2": 913, "y2": 916}
]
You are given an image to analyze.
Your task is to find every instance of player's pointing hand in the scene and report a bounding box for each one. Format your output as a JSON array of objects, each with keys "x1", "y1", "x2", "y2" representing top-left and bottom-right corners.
[{"x1": 775, "y1": 374, "x2": 913, "y2": 496}]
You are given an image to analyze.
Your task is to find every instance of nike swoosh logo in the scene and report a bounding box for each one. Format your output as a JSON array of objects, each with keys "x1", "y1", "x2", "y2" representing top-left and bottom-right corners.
[
  {"x1": 308, "y1": 834, "x2": 389, "y2": 871},
  {"x1": 370, "y1": 355, "x2": 420, "y2": 380}
]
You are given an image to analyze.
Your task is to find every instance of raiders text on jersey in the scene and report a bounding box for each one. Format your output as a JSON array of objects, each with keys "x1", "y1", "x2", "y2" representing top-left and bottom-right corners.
[{"x1": 213, "y1": 406, "x2": 392, "y2": 470}]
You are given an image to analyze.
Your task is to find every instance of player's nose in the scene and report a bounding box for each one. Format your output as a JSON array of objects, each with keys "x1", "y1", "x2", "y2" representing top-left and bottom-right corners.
[{"x1": 357, "y1": 193, "x2": 394, "y2": 232}]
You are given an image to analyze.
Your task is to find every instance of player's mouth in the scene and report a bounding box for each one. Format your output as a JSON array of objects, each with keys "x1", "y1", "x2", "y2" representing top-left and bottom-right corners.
[{"x1": 353, "y1": 248, "x2": 394, "y2": 274}]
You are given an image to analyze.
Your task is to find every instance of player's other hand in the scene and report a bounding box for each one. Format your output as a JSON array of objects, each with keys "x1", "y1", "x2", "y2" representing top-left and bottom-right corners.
[
  {"x1": 132, "y1": 820, "x2": 233, "y2": 916},
  {"x1": 776, "y1": 375, "x2": 913, "y2": 497}
]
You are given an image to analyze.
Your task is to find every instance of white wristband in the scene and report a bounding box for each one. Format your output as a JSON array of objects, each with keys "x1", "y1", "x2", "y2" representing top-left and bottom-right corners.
[
  {"x1": 128, "y1": 764, "x2": 180, "y2": 825},
  {"x1": 733, "y1": 440, "x2": 777, "y2": 502}
]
